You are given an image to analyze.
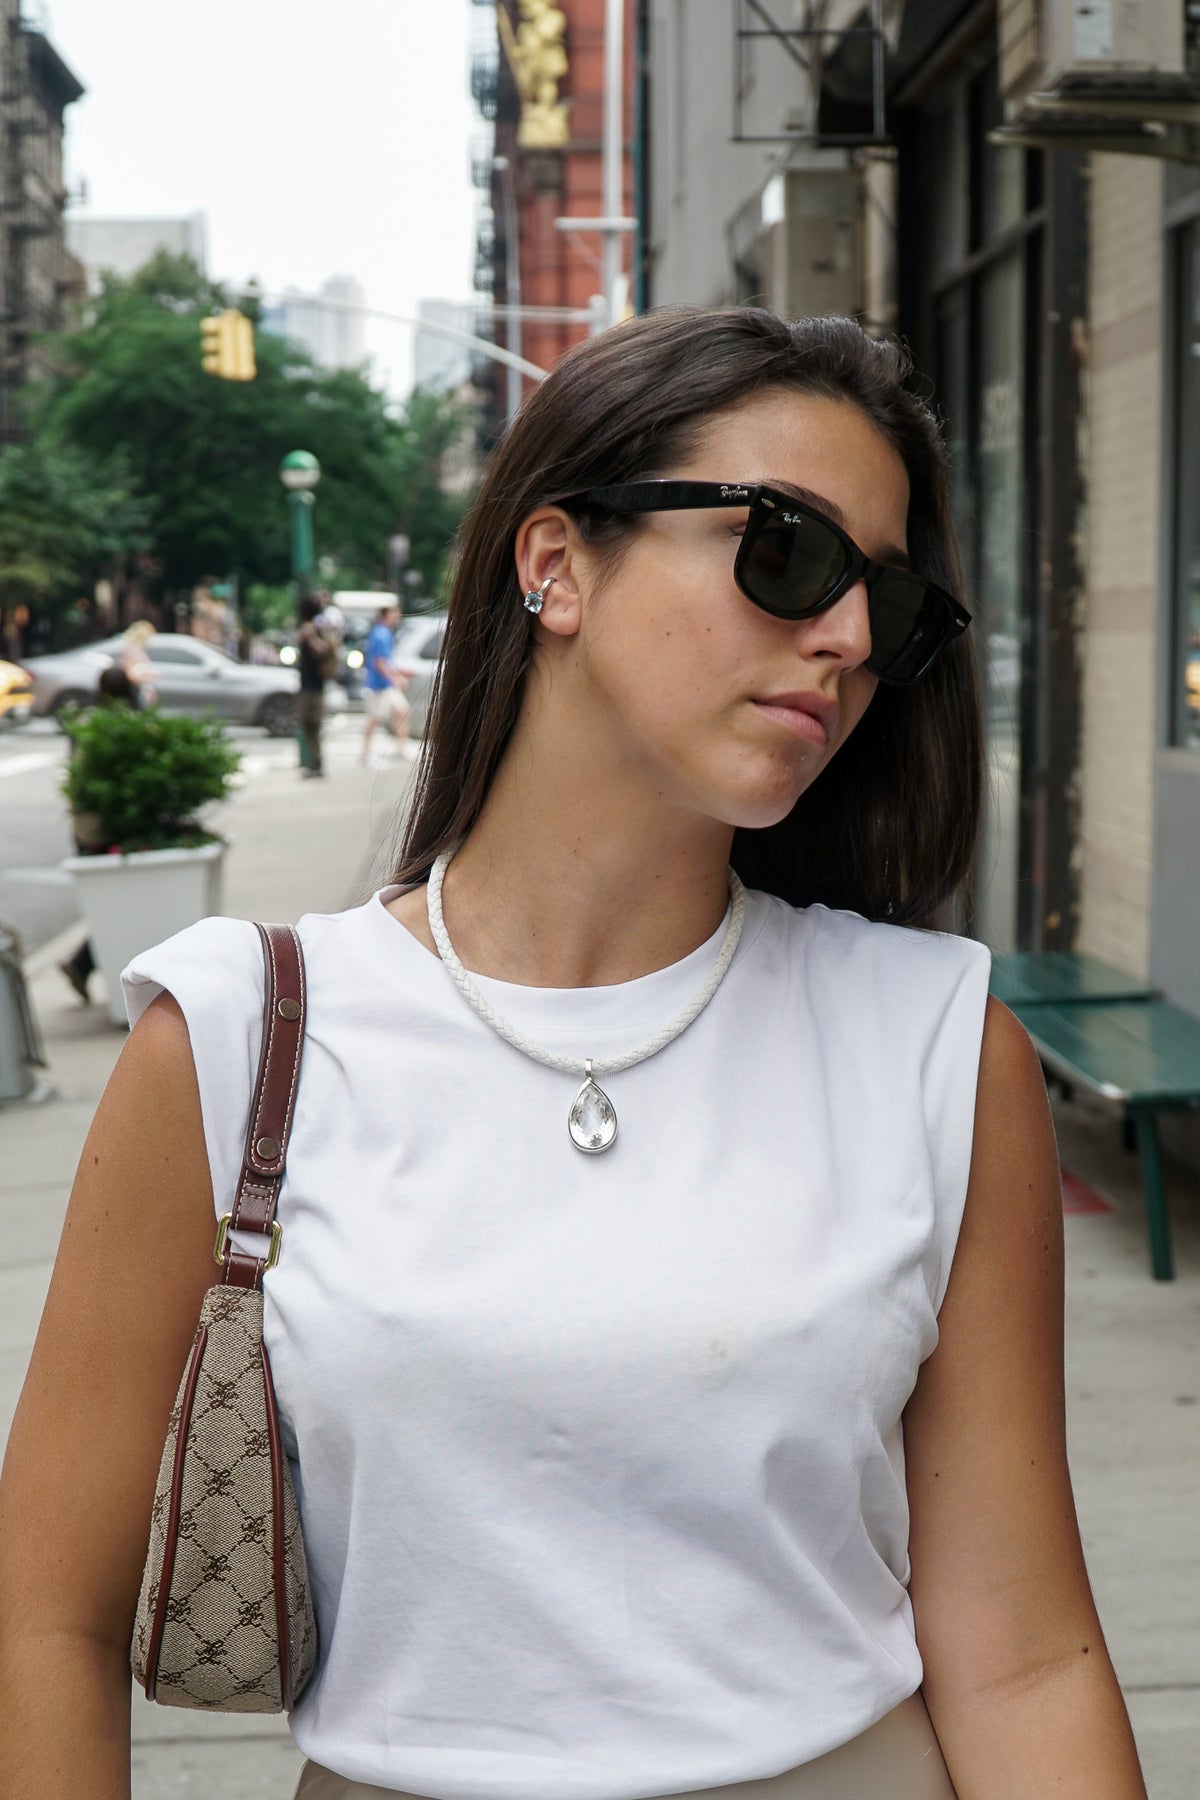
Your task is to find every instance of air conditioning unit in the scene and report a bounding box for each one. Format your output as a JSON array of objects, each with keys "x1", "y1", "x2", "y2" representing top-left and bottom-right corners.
[
  {"x1": 759, "y1": 168, "x2": 861, "y2": 320},
  {"x1": 999, "y1": 0, "x2": 1186, "y2": 105},
  {"x1": 994, "y1": 0, "x2": 1200, "y2": 157}
]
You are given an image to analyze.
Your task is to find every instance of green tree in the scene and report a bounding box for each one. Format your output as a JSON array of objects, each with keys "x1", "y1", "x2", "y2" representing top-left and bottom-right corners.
[
  {"x1": 30, "y1": 254, "x2": 470, "y2": 604},
  {"x1": 0, "y1": 439, "x2": 146, "y2": 643},
  {"x1": 390, "y1": 385, "x2": 472, "y2": 599}
]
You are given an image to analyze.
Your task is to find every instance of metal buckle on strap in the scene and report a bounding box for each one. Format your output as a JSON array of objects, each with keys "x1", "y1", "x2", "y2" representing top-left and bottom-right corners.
[{"x1": 213, "y1": 1212, "x2": 283, "y2": 1272}]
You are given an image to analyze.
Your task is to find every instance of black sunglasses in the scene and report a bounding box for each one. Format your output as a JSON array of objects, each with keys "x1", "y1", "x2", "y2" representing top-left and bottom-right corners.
[{"x1": 558, "y1": 481, "x2": 972, "y2": 687}]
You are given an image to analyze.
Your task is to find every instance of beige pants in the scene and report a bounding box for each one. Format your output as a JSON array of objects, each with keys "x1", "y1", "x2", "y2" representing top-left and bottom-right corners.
[{"x1": 293, "y1": 1691, "x2": 957, "y2": 1800}]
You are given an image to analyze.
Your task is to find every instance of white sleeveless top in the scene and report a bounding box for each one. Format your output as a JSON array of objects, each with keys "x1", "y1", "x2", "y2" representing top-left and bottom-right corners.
[{"x1": 123, "y1": 887, "x2": 990, "y2": 1800}]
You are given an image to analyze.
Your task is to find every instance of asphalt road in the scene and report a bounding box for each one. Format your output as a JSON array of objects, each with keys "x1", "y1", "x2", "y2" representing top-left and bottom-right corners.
[{"x1": 0, "y1": 716, "x2": 362, "y2": 964}]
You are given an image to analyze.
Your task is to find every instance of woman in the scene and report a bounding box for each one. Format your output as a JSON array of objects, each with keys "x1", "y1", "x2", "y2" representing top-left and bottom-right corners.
[{"x1": 0, "y1": 309, "x2": 1147, "y2": 1798}]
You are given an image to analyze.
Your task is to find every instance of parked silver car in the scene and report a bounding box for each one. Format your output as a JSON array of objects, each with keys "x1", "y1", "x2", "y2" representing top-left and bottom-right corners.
[
  {"x1": 391, "y1": 613, "x2": 446, "y2": 738},
  {"x1": 22, "y1": 634, "x2": 345, "y2": 736}
]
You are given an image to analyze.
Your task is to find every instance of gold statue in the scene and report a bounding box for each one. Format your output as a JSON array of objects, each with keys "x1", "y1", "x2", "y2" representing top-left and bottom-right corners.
[{"x1": 497, "y1": 0, "x2": 570, "y2": 148}]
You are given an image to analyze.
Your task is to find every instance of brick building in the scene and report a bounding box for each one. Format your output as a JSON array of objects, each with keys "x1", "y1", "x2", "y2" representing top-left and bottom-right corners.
[
  {"x1": 0, "y1": 1, "x2": 84, "y2": 440},
  {"x1": 468, "y1": 0, "x2": 638, "y2": 439}
]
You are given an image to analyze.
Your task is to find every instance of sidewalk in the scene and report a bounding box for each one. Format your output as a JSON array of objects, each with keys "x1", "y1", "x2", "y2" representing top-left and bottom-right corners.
[{"x1": 2, "y1": 745, "x2": 1198, "y2": 1796}]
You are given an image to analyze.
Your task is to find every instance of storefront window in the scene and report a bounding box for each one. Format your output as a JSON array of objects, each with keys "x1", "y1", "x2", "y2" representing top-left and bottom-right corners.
[
  {"x1": 937, "y1": 284, "x2": 972, "y2": 571},
  {"x1": 974, "y1": 70, "x2": 1026, "y2": 245},
  {"x1": 977, "y1": 252, "x2": 1026, "y2": 939},
  {"x1": 1172, "y1": 221, "x2": 1200, "y2": 750},
  {"x1": 922, "y1": 61, "x2": 1040, "y2": 948}
]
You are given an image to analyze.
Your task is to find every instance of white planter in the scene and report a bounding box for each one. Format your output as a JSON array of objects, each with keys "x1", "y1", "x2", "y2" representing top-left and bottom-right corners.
[{"x1": 64, "y1": 841, "x2": 226, "y2": 1026}]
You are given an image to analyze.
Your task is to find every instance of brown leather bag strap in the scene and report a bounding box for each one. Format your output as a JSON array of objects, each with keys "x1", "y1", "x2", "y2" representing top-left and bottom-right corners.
[{"x1": 219, "y1": 923, "x2": 306, "y2": 1292}]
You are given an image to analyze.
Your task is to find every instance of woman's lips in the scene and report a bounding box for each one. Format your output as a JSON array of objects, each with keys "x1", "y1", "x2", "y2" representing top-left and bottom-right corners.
[{"x1": 751, "y1": 693, "x2": 838, "y2": 746}]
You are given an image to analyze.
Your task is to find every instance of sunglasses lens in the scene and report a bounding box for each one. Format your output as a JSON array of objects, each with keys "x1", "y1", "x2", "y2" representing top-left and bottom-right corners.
[
  {"x1": 737, "y1": 505, "x2": 966, "y2": 684},
  {"x1": 741, "y1": 511, "x2": 850, "y2": 617},
  {"x1": 866, "y1": 574, "x2": 958, "y2": 685}
]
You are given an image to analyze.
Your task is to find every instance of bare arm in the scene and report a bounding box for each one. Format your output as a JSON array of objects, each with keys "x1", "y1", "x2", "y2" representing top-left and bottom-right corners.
[
  {"x1": 0, "y1": 995, "x2": 217, "y2": 1799},
  {"x1": 905, "y1": 998, "x2": 1146, "y2": 1797}
]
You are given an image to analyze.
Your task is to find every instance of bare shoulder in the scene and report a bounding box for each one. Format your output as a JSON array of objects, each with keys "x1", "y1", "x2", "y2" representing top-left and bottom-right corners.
[
  {"x1": 967, "y1": 995, "x2": 1062, "y2": 1249},
  {"x1": 48, "y1": 988, "x2": 217, "y2": 1293},
  {"x1": 977, "y1": 990, "x2": 1050, "y2": 1107},
  {"x1": 0, "y1": 991, "x2": 218, "y2": 1649},
  {"x1": 916, "y1": 994, "x2": 1062, "y2": 1364}
]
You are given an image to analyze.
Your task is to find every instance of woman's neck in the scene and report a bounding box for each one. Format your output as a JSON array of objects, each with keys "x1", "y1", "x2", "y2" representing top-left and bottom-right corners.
[
  {"x1": 421, "y1": 700, "x2": 734, "y2": 987},
  {"x1": 436, "y1": 823, "x2": 733, "y2": 991}
]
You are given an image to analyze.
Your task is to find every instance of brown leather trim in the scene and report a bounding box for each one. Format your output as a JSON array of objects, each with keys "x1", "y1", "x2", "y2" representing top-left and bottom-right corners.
[
  {"x1": 244, "y1": 924, "x2": 305, "y2": 1180},
  {"x1": 144, "y1": 1321, "x2": 208, "y2": 1699},
  {"x1": 221, "y1": 924, "x2": 307, "y2": 1285},
  {"x1": 221, "y1": 1250, "x2": 265, "y2": 1292},
  {"x1": 261, "y1": 1340, "x2": 294, "y2": 1710}
]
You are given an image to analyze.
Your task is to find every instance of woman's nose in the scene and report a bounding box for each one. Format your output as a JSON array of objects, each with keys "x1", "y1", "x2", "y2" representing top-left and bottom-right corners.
[{"x1": 792, "y1": 578, "x2": 873, "y2": 670}]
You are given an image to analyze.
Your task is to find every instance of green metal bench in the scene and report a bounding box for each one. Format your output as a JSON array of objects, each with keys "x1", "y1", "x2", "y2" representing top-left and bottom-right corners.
[
  {"x1": 989, "y1": 951, "x2": 1158, "y2": 1008},
  {"x1": 1010, "y1": 998, "x2": 1200, "y2": 1281}
]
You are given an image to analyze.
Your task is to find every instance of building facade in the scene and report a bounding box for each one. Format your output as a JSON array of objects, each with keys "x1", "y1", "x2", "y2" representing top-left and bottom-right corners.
[
  {"x1": 414, "y1": 298, "x2": 480, "y2": 392},
  {"x1": 260, "y1": 273, "x2": 368, "y2": 372},
  {"x1": 0, "y1": 2, "x2": 84, "y2": 440},
  {"x1": 468, "y1": 0, "x2": 638, "y2": 440},
  {"x1": 65, "y1": 212, "x2": 209, "y2": 292}
]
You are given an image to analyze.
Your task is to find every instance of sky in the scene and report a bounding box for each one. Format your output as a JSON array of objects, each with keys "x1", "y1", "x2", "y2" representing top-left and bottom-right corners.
[{"x1": 39, "y1": 0, "x2": 480, "y2": 394}]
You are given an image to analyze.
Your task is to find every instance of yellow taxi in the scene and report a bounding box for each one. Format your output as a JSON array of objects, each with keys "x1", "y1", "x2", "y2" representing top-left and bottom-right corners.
[{"x1": 0, "y1": 658, "x2": 34, "y2": 726}]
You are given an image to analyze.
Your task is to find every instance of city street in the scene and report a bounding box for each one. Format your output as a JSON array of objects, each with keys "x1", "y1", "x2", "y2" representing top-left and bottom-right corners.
[{"x1": 4, "y1": 0, "x2": 1197, "y2": 1792}]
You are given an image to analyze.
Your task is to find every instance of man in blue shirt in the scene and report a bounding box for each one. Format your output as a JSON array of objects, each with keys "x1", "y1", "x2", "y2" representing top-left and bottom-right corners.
[{"x1": 360, "y1": 603, "x2": 408, "y2": 767}]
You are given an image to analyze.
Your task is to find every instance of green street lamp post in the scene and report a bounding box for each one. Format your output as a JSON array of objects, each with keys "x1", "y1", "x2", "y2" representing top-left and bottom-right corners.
[
  {"x1": 280, "y1": 451, "x2": 321, "y2": 771},
  {"x1": 279, "y1": 450, "x2": 321, "y2": 593}
]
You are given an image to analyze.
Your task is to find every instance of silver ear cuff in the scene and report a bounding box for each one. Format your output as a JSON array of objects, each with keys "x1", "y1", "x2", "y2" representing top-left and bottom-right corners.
[{"x1": 523, "y1": 575, "x2": 556, "y2": 615}]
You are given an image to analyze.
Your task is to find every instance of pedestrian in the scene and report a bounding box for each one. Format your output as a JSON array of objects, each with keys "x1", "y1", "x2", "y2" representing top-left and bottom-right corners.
[
  {"x1": 0, "y1": 308, "x2": 1148, "y2": 1799},
  {"x1": 118, "y1": 618, "x2": 157, "y2": 708},
  {"x1": 296, "y1": 595, "x2": 336, "y2": 779},
  {"x1": 359, "y1": 600, "x2": 409, "y2": 767},
  {"x1": 314, "y1": 592, "x2": 346, "y2": 643}
]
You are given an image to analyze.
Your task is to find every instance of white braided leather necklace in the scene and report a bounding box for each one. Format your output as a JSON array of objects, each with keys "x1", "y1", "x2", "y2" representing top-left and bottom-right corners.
[{"x1": 426, "y1": 848, "x2": 748, "y2": 1154}]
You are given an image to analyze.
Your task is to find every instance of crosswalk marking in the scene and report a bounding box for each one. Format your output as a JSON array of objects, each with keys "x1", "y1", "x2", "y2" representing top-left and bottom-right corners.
[{"x1": 0, "y1": 752, "x2": 56, "y2": 781}]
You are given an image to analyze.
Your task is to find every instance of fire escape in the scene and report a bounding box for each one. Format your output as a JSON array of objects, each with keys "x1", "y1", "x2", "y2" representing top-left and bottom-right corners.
[
  {"x1": 0, "y1": 11, "x2": 83, "y2": 439},
  {"x1": 732, "y1": 0, "x2": 890, "y2": 147}
]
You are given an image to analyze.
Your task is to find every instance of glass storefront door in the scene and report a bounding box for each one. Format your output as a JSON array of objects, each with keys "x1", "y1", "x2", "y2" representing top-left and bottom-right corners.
[
  {"x1": 918, "y1": 60, "x2": 1041, "y2": 950},
  {"x1": 975, "y1": 250, "x2": 1026, "y2": 947},
  {"x1": 1171, "y1": 221, "x2": 1200, "y2": 752}
]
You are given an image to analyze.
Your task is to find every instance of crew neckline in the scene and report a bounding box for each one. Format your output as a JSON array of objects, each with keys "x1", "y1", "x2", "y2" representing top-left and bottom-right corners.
[{"x1": 362, "y1": 882, "x2": 768, "y2": 1047}]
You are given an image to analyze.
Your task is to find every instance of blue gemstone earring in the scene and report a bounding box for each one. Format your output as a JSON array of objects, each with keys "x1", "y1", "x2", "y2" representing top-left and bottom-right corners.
[{"x1": 523, "y1": 575, "x2": 556, "y2": 615}]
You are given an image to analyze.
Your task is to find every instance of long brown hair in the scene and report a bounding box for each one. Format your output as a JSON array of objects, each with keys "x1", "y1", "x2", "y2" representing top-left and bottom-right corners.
[{"x1": 394, "y1": 307, "x2": 982, "y2": 929}]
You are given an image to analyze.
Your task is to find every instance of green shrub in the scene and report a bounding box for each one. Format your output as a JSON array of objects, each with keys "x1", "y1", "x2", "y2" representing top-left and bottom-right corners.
[{"x1": 60, "y1": 704, "x2": 241, "y2": 853}]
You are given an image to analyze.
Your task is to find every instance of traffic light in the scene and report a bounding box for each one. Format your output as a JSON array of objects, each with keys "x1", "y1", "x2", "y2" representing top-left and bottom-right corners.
[{"x1": 199, "y1": 308, "x2": 256, "y2": 381}]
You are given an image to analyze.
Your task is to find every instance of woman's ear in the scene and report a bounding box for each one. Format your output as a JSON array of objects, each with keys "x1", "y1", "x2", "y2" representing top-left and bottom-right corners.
[{"x1": 515, "y1": 506, "x2": 583, "y2": 638}]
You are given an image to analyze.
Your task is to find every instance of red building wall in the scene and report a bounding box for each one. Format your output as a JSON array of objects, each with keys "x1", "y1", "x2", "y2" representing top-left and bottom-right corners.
[{"x1": 496, "y1": 0, "x2": 637, "y2": 403}]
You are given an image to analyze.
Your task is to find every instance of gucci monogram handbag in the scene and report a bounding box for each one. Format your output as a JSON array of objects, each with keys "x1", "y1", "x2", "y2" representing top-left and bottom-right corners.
[{"x1": 130, "y1": 923, "x2": 319, "y2": 1711}]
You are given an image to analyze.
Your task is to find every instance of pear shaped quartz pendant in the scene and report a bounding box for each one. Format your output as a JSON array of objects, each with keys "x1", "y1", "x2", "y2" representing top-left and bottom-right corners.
[{"x1": 568, "y1": 1061, "x2": 618, "y2": 1154}]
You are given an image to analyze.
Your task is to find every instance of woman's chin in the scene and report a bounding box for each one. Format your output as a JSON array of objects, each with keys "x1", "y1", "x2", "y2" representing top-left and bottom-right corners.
[
  {"x1": 713, "y1": 779, "x2": 812, "y2": 834},
  {"x1": 715, "y1": 756, "x2": 822, "y2": 831}
]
